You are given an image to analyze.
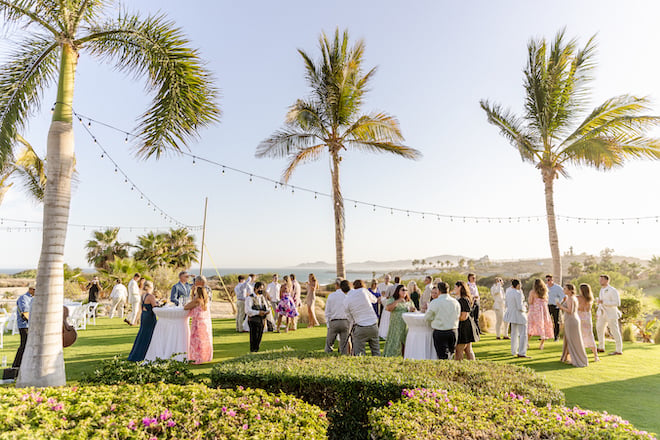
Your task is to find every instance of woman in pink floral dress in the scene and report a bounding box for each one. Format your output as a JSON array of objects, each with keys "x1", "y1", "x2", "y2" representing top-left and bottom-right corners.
[
  {"x1": 184, "y1": 286, "x2": 213, "y2": 364},
  {"x1": 527, "y1": 278, "x2": 554, "y2": 350}
]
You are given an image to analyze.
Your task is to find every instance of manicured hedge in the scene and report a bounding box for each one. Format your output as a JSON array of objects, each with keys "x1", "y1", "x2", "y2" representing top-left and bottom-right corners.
[
  {"x1": 209, "y1": 350, "x2": 563, "y2": 439},
  {"x1": 369, "y1": 388, "x2": 657, "y2": 440},
  {"x1": 0, "y1": 383, "x2": 328, "y2": 439},
  {"x1": 80, "y1": 356, "x2": 195, "y2": 385}
]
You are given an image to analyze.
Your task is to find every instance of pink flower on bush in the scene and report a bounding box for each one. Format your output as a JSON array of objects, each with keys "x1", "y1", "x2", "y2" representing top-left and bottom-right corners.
[
  {"x1": 160, "y1": 409, "x2": 172, "y2": 421},
  {"x1": 387, "y1": 401, "x2": 393, "y2": 407},
  {"x1": 222, "y1": 406, "x2": 227, "y2": 412},
  {"x1": 167, "y1": 420, "x2": 176, "y2": 428},
  {"x1": 127, "y1": 420, "x2": 136, "y2": 431},
  {"x1": 227, "y1": 410, "x2": 236, "y2": 417},
  {"x1": 110, "y1": 404, "x2": 116, "y2": 412},
  {"x1": 256, "y1": 415, "x2": 261, "y2": 420},
  {"x1": 242, "y1": 424, "x2": 248, "y2": 430},
  {"x1": 264, "y1": 402, "x2": 270, "y2": 407},
  {"x1": 51, "y1": 403, "x2": 64, "y2": 411},
  {"x1": 142, "y1": 417, "x2": 157, "y2": 427},
  {"x1": 319, "y1": 413, "x2": 326, "y2": 418},
  {"x1": 194, "y1": 420, "x2": 200, "y2": 427},
  {"x1": 237, "y1": 386, "x2": 244, "y2": 390}
]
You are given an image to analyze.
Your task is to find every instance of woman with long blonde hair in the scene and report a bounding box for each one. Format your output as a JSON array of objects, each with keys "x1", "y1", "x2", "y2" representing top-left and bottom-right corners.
[
  {"x1": 577, "y1": 283, "x2": 599, "y2": 362},
  {"x1": 527, "y1": 278, "x2": 554, "y2": 350},
  {"x1": 306, "y1": 273, "x2": 320, "y2": 327},
  {"x1": 185, "y1": 281, "x2": 213, "y2": 364}
]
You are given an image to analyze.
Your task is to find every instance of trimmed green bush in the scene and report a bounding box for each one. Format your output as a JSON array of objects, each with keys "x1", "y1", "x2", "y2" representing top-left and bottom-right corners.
[
  {"x1": 209, "y1": 349, "x2": 563, "y2": 440},
  {"x1": 80, "y1": 356, "x2": 195, "y2": 385},
  {"x1": 370, "y1": 388, "x2": 657, "y2": 440},
  {"x1": 0, "y1": 383, "x2": 328, "y2": 439}
]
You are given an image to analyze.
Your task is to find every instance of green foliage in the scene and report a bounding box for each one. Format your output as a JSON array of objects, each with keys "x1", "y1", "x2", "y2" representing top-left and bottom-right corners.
[
  {"x1": 620, "y1": 296, "x2": 643, "y2": 324},
  {"x1": 622, "y1": 324, "x2": 635, "y2": 342},
  {"x1": 369, "y1": 388, "x2": 656, "y2": 440},
  {"x1": 85, "y1": 227, "x2": 131, "y2": 270},
  {"x1": 10, "y1": 269, "x2": 36, "y2": 278},
  {"x1": 654, "y1": 326, "x2": 660, "y2": 344},
  {"x1": 98, "y1": 257, "x2": 148, "y2": 287},
  {"x1": 0, "y1": 384, "x2": 327, "y2": 439},
  {"x1": 80, "y1": 356, "x2": 195, "y2": 386},
  {"x1": 148, "y1": 266, "x2": 180, "y2": 298},
  {"x1": 134, "y1": 228, "x2": 199, "y2": 270},
  {"x1": 634, "y1": 318, "x2": 658, "y2": 343},
  {"x1": 209, "y1": 349, "x2": 563, "y2": 440}
]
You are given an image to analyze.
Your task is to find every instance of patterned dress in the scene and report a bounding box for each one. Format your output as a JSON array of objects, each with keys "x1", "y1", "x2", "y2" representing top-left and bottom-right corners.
[
  {"x1": 277, "y1": 293, "x2": 299, "y2": 318},
  {"x1": 528, "y1": 294, "x2": 554, "y2": 339},
  {"x1": 188, "y1": 304, "x2": 213, "y2": 364},
  {"x1": 383, "y1": 299, "x2": 412, "y2": 357},
  {"x1": 578, "y1": 309, "x2": 597, "y2": 349}
]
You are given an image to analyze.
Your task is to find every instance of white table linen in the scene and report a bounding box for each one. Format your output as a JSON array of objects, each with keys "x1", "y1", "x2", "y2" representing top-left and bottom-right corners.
[
  {"x1": 145, "y1": 306, "x2": 190, "y2": 362},
  {"x1": 402, "y1": 312, "x2": 438, "y2": 360}
]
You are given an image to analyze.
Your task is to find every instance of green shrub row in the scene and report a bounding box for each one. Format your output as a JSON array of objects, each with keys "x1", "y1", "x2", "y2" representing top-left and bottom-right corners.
[
  {"x1": 369, "y1": 388, "x2": 657, "y2": 440},
  {"x1": 80, "y1": 356, "x2": 195, "y2": 385},
  {"x1": 0, "y1": 383, "x2": 328, "y2": 439},
  {"x1": 209, "y1": 350, "x2": 564, "y2": 439}
]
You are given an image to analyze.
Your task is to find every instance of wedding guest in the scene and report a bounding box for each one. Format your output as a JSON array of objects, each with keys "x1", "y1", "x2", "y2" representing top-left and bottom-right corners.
[
  {"x1": 276, "y1": 282, "x2": 298, "y2": 333},
  {"x1": 408, "y1": 281, "x2": 421, "y2": 311},
  {"x1": 546, "y1": 274, "x2": 565, "y2": 341},
  {"x1": 290, "y1": 274, "x2": 302, "y2": 330},
  {"x1": 245, "y1": 281, "x2": 270, "y2": 352},
  {"x1": 578, "y1": 283, "x2": 600, "y2": 362},
  {"x1": 420, "y1": 276, "x2": 433, "y2": 312},
  {"x1": 490, "y1": 277, "x2": 508, "y2": 339},
  {"x1": 454, "y1": 281, "x2": 479, "y2": 360},
  {"x1": 383, "y1": 284, "x2": 416, "y2": 357},
  {"x1": 245, "y1": 273, "x2": 256, "y2": 296},
  {"x1": 424, "y1": 282, "x2": 460, "y2": 359},
  {"x1": 12, "y1": 286, "x2": 34, "y2": 369},
  {"x1": 379, "y1": 276, "x2": 400, "y2": 339},
  {"x1": 86, "y1": 276, "x2": 101, "y2": 303},
  {"x1": 376, "y1": 274, "x2": 392, "y2": 320},
  {"x1": 125, "y1": 273, "x2": 141, "y2": 326},
  {"x1": 266, "y1": 274, "x2": 281, "y2": 323},
  {"x1": 306, "y1": 273, "x2": 320, "y2": 327},
  {"x1": 467, "y1": 273, "x2": 480, "y2": 333},
  {"x1": 504, "y1": 279, "x2": 529, "y2": 358},
  {"x1": 234, "y1": 275, "x2": 248, "y2": 333},
  {"x1": 282, "y1": 275, "x2": 293, "y2": 293},
  {"x1": 345, "y1": 279, "x2": 380, "y2": 356},
  {"x1": 368, "y1": 279, "x2": 381, "y2": 318},
  {"x1": 170, "y1": 271, "x2": 191, "y2": 306},
  {"x1": 528, "y1": 278, "x2": 554, "y2": 349},
  {"x1": 596, "y1": 274, "x2": 623, "y2": 355},
  {"x1": 109, "y1": 278, "x2": 128, "y2": 319},
  {"x1": 128, "y1": 281, "x2": 159, "y2": 362},
  {"x1": 558, "y1": 284, "x2": 588, "y2": 367},
  {"x1": 185, "y1": 285, "x2": 213, "y2": 364},
  {"x1": 324, "y1": 278, "x2": 350, "y2": 354}
]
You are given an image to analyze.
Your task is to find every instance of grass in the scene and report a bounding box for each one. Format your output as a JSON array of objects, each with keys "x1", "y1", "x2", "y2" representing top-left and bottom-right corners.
[{"x1": 1, "y1": 317, "x2": 659, "y2": 435}]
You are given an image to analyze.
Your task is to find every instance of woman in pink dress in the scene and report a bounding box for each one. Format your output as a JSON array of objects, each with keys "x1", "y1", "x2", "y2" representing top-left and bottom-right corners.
[
  {"x1": 184, "y1": 286, "x2": 213, "y2": 364},
  {"x1": 527, "y1": 278, "x2": 554, "y2": 350},
  {"x1": 577, "y1": 283, "x2": 600, "y2": 362}
]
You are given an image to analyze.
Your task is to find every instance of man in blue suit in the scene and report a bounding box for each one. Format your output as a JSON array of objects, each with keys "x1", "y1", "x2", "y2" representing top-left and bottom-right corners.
[{"x1": 170, "y1": 271, "x2": 192, "y2": 306}]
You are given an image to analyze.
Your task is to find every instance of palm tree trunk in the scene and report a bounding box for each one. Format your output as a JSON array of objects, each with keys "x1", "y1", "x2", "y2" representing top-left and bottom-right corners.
[
  {"x1": 542, "y1": 169, "x2": 562, "y2": 285},
  {"x1": 330, "y1": 152, "x2": 345, "y2": 279},
  {"x1": 17, "y1": 45, "x2": 77, "y2": 387}
]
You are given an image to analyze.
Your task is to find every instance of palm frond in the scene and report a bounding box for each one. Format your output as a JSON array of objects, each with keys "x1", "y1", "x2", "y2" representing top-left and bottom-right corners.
[
  {"x1": 13, "y1": 134, "x2": 46, "y2": 201},
  {"x1": 0, "y1": 0, "x2": 62, "y2": 34},
  {"x1": 480, "y1": 100, "x2": 539, "y2": 163},
  {"x1": 281, "y1": 144, "x2": 326, "y2": 182},
  {"x1": 343, "y1": 112, "x2": 405, "y2": 144},
  {"x1": 255, "y1": 125, "x2": 323, "y2": 159},
  {"x1": 344, "y1": 139, "x2": 421, "y2": 159},
  {"x1": 80, "y1": 10, "x2": 220, "y2": 158},
  {"x1": 0, "y1": 35, "x2": 59, "y2": 168},
  {"x1": 560, "y1": 135, "x2": 660, "y2": 170}
]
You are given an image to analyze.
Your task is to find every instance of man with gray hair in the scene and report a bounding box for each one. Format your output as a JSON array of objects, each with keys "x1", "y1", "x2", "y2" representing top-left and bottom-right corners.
[
  {"x1": 324, "y1": 278, "x2": 350, "y2": 354},
  {"x1": 170, "y1": 271, "x2": 192, "y2": 306}
]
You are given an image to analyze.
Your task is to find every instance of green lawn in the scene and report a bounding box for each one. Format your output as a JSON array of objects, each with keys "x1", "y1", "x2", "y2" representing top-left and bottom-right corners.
[{"x1": 2, "y1": 317, "x2": 659, "y2": 435}]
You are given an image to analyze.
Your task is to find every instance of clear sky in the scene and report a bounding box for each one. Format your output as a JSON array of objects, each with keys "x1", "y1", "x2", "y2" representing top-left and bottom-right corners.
[{"x1": 1, "y1": 0, "x2": 659, "y2": 269}]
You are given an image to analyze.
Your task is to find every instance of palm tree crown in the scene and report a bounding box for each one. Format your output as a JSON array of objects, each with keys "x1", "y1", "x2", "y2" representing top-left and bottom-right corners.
[
  {"x1": 480, "y1": 29, "x2": 660, "y2": 282},
  {"x1": 256, "y1": 28, "x2": 420, "y2": 277},
  {"x1": 85, "y1": 227, "x2": 131, "y2": 269}
]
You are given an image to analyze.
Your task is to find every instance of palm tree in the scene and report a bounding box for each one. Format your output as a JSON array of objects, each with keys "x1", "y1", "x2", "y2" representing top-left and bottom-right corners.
[
  {"x1": 134, "y1": 231, "x2": 170, "y2": 270},
  {"x1": 256, "y1": 29, "x2": 420, "y2": 278},
  {"x1": 0, "y1": 135, "x2": 45, "y2": 204},
  {"x1": 165, "y1": 228, "x2": 198, "y2": 270},
  {"x1": 480, "y1": 29, "x2": 660, "y2": 284},
  {"x1": 85, "y1": 227, "x2": 131, "y2": 269},
  {"x1": 0, "y1": 1, "x2": 220, "y2": 387}
]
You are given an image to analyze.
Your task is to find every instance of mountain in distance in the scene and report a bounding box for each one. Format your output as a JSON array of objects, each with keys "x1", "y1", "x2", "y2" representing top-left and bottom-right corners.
[{"x1": 297, "y1": 255, "x2": 467, "y2": 271}]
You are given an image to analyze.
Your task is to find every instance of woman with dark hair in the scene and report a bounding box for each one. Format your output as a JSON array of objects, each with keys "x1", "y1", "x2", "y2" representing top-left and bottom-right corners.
[
  {"x1": 527, "y1": 278, "x2": 554, "y2": 350},
  {"x1": 454, "y1": 281, "x2": 479, "y2": 360},
  {"x1": 558, "y1": 284, "x2": 588, "y2": 367},
  {"x1": 128, "y1": 281, "x2": 159, "y2": 362},
  {"x1": 383, "y1": 284, "x2": 416, "y2": 357},
  {"x1": 245, "y1": 281, "x2": 270, "y2": 352},
  {"x1": 577, "y1": 283, "x2": 599, "y2": 362},
  {"x1": 185, "y1": 286, "x2": 213, "y2": 364},
  {"x1": 368, "y1": 279, "x2": 381, "y2": 318}
]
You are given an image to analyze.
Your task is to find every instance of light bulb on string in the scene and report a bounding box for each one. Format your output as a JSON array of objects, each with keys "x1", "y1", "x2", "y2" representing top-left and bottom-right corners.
[
  {"x1": 192, "y1": 156, "x2": 196, "y2": 165},
  {"x1": 222, "y1": 167, "x2": 225, "y2": 175},
  {"x1": 100, "y1": 153, "x2": 104, "y2": 158},
  {"x1": 124, "y1": 134, "x2": 129, "y2": 143},
  {"x1": 314, "y1": 193, "x2": 317, "y2": 199},
  {"x1": 372, "y1": 205, "x2": 376, "y2": 212},
  {"x1": 291, "y1": 188, "x2": 295, "y2": 195},
  {"x1": 249, "y1": 175, "x2": 253, "y2": 182}
]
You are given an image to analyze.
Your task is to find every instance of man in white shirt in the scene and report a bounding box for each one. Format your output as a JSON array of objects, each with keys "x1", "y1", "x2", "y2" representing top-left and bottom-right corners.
[
  {"x1": 109, "y1": 278, "x2": 128, "y2": 319},
  {"x1": 545, "y1": 274, "x2": 565, "y2": 341},
  {"x1": 596, "y1": 274, "x2": 623, "y2": 355},
  {"x1": 504, "y1": 279, "x2": 530, "y2": 358},
  {"x1": 125, "y1": 273, "x2": 141, "y2": 326},
  {"x1": 467, "y1": 273, "x2": 480, "y2": 332},
  {"x1": 325, "y1": 278, "x2": 351, "y2": 354},
  {"x1": 290, "y1": 274, "x2": 302, "y2": 330},
  {"x1": 234, "y1": 275, "x2": 248, "y2": 332},
  {"x1": 420, "y1": 276, "x2": 434, "y2": 312},
  {"x1": 344, "y1": 279, "x2": 380, "y2": 356},
  {"x1": 424, "y1": 282, "x2": 460, "y2": 359},
  {"x1": 490, "y1": 277, "x2": 508, "y2": 339},
  {"x1": 266, "y1": 274, "x2": 281, "y2": 323},
  {"x1": 376, "y1": 274, "x2": 391, "y2": 322}
]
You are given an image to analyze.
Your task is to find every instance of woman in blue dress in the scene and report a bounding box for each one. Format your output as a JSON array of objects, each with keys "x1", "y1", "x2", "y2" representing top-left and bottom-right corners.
[{"x1": 128, "y1": 281, "x2": 159, "y2": 361}]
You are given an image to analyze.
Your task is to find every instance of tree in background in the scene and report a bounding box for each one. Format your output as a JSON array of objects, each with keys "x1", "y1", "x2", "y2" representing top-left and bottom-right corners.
[
  {"x1": 165, "y1": 228, "x2": 198, "y2": 270},
  {"x1": 256, "y1": 28, "x2": 420, "y2": 278},
  {"x1": 85, "y1": 228, "x2": 131, "y2": 270},
  {"x1": 481, "y1": 29, "x2": 660, "y2": 284},
  {"x1": 0, "y1": 0, "x2": 220, "y2": 387}
]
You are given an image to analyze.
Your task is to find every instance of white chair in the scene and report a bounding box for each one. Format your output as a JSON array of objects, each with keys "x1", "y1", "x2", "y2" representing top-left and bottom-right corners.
[
  {"x1": 0, "y1": 309, "x2": 7, "y2": 348},
  {"x1": 5, "y1": 307, "x2": 18, "y2": 335},
  {"x1": 68, "y1": 305, "x2": 87, "y2": 331},
  {"x1": 85, "y1": 302, "x2": 99, "y2": 326}
]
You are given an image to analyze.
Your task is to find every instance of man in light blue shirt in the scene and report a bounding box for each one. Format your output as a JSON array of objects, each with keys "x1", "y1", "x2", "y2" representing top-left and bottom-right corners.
[
  {"x1": 170, "y1": 271, "x2": 192, "y2": 306},
  {"x1": 545, "y1": 274, "x2": 565, "y2": 341},
  {"x1": 424, "y1": 282, "x2": 460, "y2": 359},
  {"x1": 13, "y1": 286, "x2": 34, "y2": 369}
]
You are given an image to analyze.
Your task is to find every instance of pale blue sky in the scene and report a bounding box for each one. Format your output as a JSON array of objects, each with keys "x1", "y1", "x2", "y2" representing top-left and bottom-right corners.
[{"x1": 1, "y1": 0, "x2": 659, "y2": 269}]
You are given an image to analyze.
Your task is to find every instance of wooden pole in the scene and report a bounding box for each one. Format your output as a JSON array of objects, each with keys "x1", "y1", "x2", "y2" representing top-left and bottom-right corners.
[{"x1": 199, "y1": 197, "x2": 208, "y2": 275}]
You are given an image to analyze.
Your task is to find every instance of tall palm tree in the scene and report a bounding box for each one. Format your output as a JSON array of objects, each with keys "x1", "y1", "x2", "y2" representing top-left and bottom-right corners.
[
  {"x1": 0, "y1": 1, "x2": 220, "y2": 386},
  {"x1": 480, "y1": 29, "x2": 660, "y2": 284},
  {"x1": 258, "y1": 29, "x2": 421, "y2": 278},
  {"x1": 165, "y1": 227, "x2": 198, "y2": 270},
  {"x1": 85, "y1": 227, "x2": 131, "y2": 269},
  {"x1": 134, "y1": 231, "x2": 170, "y2": 270}
]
